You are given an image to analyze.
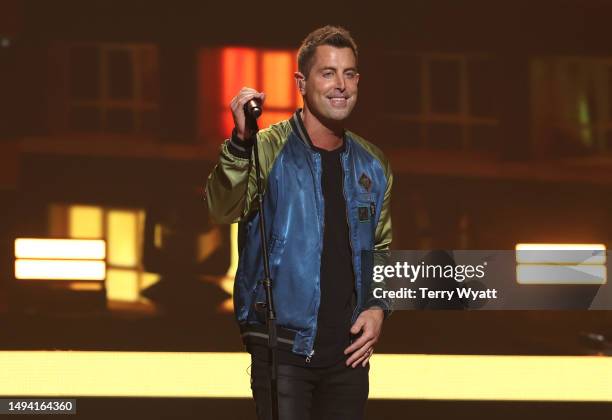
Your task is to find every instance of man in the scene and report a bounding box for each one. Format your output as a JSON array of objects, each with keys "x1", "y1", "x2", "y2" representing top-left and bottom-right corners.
[{"x1": 205, "y1": 25, "x2": 392, "y2": 420}]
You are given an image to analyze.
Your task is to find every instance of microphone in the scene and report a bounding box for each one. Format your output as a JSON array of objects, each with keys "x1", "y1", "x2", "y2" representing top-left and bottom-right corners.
[{"x1": 244, "y1": 97, "x2": 263, "y2": 119}]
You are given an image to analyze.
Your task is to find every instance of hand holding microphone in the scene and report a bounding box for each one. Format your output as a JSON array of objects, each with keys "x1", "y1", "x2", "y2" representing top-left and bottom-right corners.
[
  {"x1": 230, "y1": 87, "x2": 265, "y2": 141},
  {"x1": 244, "y1": 97, "x2": 262, "y2": 119}
]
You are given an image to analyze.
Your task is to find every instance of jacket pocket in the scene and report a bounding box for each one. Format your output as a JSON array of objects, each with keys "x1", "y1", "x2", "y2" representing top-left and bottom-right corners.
[
  {"x1": 353, "y1": 197, "x2": 376, "y2": 250},
  {"x1": 250, "y1": 234, "x2": 286, "y2": 313},
  {"x1": 267, "y1": 234, "x2": 287, "y2": 269}
]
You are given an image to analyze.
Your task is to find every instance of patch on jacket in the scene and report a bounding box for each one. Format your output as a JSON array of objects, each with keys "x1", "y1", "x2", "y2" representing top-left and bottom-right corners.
[
  {"x1": 358, "y1": 173, "x2": 372, "y2": 192},
  {"x1": 358, "y1": 206, "x2": 370, "y2": 222}
]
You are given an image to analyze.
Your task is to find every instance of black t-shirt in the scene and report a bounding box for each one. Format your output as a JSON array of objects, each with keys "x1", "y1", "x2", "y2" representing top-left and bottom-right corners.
[{"x1": 249, "y1": 139, "x2": 356, "y2": 367}]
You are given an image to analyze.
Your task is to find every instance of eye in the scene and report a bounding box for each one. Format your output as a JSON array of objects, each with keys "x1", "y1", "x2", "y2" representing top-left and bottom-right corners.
[
  {"x1": 322, "y1": 71, "x2": 334, "y2": 78},
  {"x1": 345, "y1": 71, "x2": 357, "y2": 79}
]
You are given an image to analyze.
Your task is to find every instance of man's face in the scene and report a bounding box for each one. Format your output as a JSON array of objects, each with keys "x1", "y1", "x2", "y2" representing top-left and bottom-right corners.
[{"x1": 297, "y1": 45, "x2": 360, "y2": 122}]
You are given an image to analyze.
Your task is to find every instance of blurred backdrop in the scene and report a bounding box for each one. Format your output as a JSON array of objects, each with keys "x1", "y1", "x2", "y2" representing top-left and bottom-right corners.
[{"x1": 1, "y1": 0, "x2": 612, "y2": 418}]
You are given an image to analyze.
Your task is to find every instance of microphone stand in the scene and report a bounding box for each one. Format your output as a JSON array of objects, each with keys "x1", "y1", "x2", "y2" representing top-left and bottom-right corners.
[{"x1": 245, "y1": 110, "x2": 280, "y2": 420}]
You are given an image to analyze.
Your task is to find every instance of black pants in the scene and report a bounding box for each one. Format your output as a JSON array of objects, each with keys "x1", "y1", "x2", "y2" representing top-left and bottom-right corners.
[{"x1": 250, "y1": 356, "x2": 369, "y2": 420}]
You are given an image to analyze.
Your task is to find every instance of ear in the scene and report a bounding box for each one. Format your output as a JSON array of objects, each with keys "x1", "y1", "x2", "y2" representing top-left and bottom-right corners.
[{"x1": 294, "y1": 71, "x2": 306, "y2": 95}]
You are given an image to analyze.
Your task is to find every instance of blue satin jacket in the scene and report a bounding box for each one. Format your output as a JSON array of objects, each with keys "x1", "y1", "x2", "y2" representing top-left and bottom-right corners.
[{"x1": 205, "y1": 110, "x2": 393, "y2": 358}]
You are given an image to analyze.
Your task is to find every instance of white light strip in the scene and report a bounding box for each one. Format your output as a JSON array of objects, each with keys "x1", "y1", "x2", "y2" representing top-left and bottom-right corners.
[
  {"x1": 15, "y1": 260, "x2": 106, "y2": 280},
  {"x1": 516, "y1": 243, "x2": 606, "y2": 251},
  {"x1": 516, "y1": 250, "x2": 606, "y2": 265},
  {"x1": 0, "y1": 352, "x2": 611, "y2": 401},
  {"x1": 516, "y1": 264, "x2": 607, "y2": 285},
  {"x1": 14, "y1": 239, "x2": 106, "y2": 260}
]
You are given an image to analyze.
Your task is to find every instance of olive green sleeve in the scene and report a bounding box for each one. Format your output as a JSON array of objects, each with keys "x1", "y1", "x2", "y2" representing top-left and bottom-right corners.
[
  {"x1": 374, "y1": 161, "x2": 393, "y2": 251},
  {"x1": 204, "y1": 140, "x2": 257, "y2": 224},
  {"x1": 204, "y1": 121, "x2": 291, "y2": 224},
  {"x1": 367, "y1": 161, "x2": 393, "y2": 318}
]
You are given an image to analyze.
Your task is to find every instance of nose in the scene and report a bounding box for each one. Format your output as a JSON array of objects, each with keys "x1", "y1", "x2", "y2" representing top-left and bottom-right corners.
[{"x1": 334, "y1": 73, "x2": 346, "y2": 91}]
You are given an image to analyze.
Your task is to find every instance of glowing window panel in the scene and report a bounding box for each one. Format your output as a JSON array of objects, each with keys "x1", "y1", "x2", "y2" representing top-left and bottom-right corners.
[
  {"x1": 221, "y1": 48, "x2": 257, "y2": 105},
  {"x1": 106, "y1": 268, "x2": 140, "y2": 302},
  {"x1": 69, "y1": 206, "x2": 103, "y2": 239},
  {"x1": 199, "y1": 47, "x2": 300, "y2": 143},
  {"x1": 14, "y1": 238, "x2": 106, "y2": 260},
  {"x1": 107, "y1": 210, "x2": 138, "y2": 267},
  {"x1": 59, "y1": 205, "x2": 155, "y2": 302},
  {"x1": 221, "y1": 48, "x2": 257, "y2": 136},
  {"x1": 1, "y1": 352, "x2": 612, "y2": 401},
  {"x1": 262, "y1": 51, "x2": 294, "y2": 108},
  {"x1": 15, "y1": 260, "x2": 106, "y2": 280}
]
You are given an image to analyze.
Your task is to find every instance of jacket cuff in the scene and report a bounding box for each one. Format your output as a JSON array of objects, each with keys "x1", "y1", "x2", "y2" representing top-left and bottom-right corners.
[
  {"x1": 227, "y1": 128, "x2": 255, "y2": 159},
  {"x1": 364, "y1": 299, "x2": 393, "y2": 320}
]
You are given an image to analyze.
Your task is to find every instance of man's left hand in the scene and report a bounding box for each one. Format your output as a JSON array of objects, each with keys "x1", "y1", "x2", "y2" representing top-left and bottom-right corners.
[{"x1": 344, "y1": 307, "x2": 384, "y2": 368}]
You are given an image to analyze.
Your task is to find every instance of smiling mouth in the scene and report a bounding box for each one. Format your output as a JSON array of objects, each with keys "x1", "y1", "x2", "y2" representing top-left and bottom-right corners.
[{"x1": 328, "y1": 97, "x2": 348, "y2": 106}]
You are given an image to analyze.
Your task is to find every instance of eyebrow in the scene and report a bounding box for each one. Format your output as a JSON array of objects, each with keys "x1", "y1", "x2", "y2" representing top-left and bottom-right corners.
[{"x1": 319, "y1": 66, "x2": 359, "y2": 73}]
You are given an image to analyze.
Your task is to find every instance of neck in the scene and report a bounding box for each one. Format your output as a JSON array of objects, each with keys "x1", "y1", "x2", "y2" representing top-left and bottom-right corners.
[{"x1": 301, "y1": 106, "x2": 344, "y2": 151}]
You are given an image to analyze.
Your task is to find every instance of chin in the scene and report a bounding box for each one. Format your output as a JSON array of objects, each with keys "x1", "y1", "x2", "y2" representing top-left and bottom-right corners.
[
  {"x1": 305, "y1": 99, "x2": 355, "y2": 123},
  {"x1": 322, "y1": 107, "x2": 353, "y2": 121}
]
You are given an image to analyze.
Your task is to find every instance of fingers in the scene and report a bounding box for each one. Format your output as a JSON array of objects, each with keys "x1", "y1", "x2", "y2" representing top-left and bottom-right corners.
[
  {"x1": 361, "y1": 348, "x2": 373, "y2": 367},
  {"x1": 344, "y1": 332, "x2": 369, "y2": 355},
  {"x1": 350, "y1": 316, "x2": 365, "y2": 335},
  {"x1": 230, "y1": 88, "x2": 264, "y2": 112},
  {"x1": 345, "y1": 318, "x2": 376, "y2": 355},
  {"x1": 345, "y1": 338, "x2": 375, "y2": 366},
  {"x1": 345, "y1": 314, "x2": 381, "y2": 366},
  {"x1": 230, "y1": 87, "x2": 265, "y2": 140},
  {"x1": 351, "y1": 352, "x2": 368, "y2": 368},
  {"x1": 347, "y1": 343, "x2": 374, "y2": 368},
  {"x1": 230, "y1": 88, "x2": 264, "y2": 113},
  {"x1": 354, "y1": 347, "x2": 373, "y2": 368}
]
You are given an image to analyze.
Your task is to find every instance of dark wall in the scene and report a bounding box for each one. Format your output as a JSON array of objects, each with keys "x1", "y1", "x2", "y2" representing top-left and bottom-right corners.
[
  {"x1": 22, "y1": 0, "x2": 612, "y2": 54},
  {"x1": 8, "y1": 0, "x2": 611, "y2": 142}
]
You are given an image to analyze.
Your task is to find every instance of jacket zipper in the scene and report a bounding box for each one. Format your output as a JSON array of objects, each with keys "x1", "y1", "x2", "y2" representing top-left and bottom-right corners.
[
  {"x1": 307, "y1": 152, "x2": 324, "y2": 362},
  {"x1": 341, "y1": 150, "x2": 360, "y2": 324}
]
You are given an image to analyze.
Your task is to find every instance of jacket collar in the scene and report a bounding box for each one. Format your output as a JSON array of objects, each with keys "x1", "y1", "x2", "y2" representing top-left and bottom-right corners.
[{"x1": 289, "y1": 109, "x2": 348, "y2": 152}]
